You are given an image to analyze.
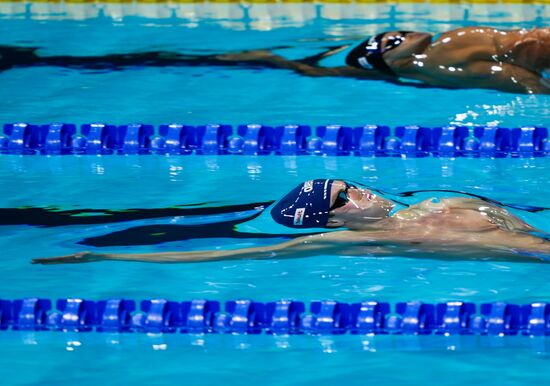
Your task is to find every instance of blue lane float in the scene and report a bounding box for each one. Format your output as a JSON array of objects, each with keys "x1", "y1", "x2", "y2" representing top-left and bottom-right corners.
[
  {"x1": 2, "y1": 298, "x2": 550, "y2": 336},
  {"x1": 0, "y1": 123, "x2": 548, "y2": 157}
]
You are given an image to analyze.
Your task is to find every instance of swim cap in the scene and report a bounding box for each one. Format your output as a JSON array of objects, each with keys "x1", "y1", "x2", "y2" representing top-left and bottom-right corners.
[
  {"x1": 271, "y1": 179, "x2": 334, "y2": 228},
  {"x1": 345, "y1": 31, "x2": 412, "y2": 76}
]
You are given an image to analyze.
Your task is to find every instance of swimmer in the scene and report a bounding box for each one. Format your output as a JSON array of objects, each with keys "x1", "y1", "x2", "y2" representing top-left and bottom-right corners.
[
  {"x1": 33, "y1": 179, "x2": 550, "y2": 265},
  {"x1": 2, "y1": 27, "x2": 549, "y2": 93},
  {"x1": 222, "y1": 27, "x2": 550, "y2": 94}
]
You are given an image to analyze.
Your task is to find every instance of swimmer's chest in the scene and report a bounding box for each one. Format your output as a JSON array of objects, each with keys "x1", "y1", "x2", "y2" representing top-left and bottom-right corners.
[{"x1": 396, "y1": 206, "x2": 497, "y2": 233}]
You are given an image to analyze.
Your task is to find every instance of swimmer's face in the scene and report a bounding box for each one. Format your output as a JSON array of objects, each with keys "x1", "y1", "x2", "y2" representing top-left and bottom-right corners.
[
  {"x1": 380, "y1": 31, "x2": 432, "y2": 65},
  {"x1": 326, "y1": 180, "x2": 395, "y2": 228}
]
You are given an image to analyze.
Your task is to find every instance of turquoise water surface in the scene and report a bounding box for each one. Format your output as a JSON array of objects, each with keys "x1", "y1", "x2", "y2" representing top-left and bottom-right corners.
[
  {"x1": 1, "y1": 2, "x2": 550, "y2": 385},
  {"x1": 0, "y1": 3, "x2": 549, "y2": 127},
  {"x1": 1, "y1": 156, "x2": 550, "y2": 385}
]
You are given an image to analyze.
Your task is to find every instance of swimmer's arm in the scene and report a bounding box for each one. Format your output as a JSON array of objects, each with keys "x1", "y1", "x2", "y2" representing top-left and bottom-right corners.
[
  {"x1": 33, "y1": 243, "x2": 298, "y2": 264},
  {"x1": 216, "y1": 49, "x2": 394, "y2": 80},
  {"x1": 31, "y1": 231, "x2": 386, "y2": 264}
]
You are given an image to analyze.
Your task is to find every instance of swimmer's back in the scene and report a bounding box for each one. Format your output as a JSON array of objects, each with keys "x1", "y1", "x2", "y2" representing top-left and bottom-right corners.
[{"x1": 424, "y1": 27, "x2": 550, "y2": 74}]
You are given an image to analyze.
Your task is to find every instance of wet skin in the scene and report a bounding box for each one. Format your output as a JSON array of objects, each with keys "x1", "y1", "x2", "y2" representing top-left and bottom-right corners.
[
  {"x1": 33, "y1": 180, "x2": 550, "y2": 265},
  {"x1": 383, "y1": 27, "x2": 550, "y2": 94}
]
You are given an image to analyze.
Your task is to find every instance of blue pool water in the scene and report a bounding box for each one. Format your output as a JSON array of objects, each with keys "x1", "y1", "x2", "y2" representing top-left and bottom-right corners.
[
  {"x1": 2, "y1": 156, "x2": 550, "y2": 384},
  {"x1": 2, "y1": 155, "x2": 550, "y2": 300},
  {"x1": 1, "y1": 2, "x2": 550, "y2": 385},
  {"x1": 0, "y1": 3, "x2": 549, "y2": 127}
]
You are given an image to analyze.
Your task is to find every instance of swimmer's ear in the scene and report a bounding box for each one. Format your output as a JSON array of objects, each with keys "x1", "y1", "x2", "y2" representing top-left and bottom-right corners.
[{"x1": 326, "y1": 219, "x2": 344, "y2": 228}]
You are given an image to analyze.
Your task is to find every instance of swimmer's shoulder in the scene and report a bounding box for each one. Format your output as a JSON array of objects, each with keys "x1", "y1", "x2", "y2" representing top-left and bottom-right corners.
[
  {"x1": 413, "y1": 28, "x2": 500, "y2": 79},
  {"x1": 432, "y1": 27, "x2": 499, "y2": 43}
]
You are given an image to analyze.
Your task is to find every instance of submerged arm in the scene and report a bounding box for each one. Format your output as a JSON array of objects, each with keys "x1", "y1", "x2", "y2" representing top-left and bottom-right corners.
[
  {"x1": 31, "y1": 230, "x2": 382, "y2": 265},
  {"x1": 32, "y1": 211, "x2": 550, "y2": 265},
  {"x1": 409, "y1": 60, "x2": 550, "y2": 94},
  {"x1": 466, "y1": 61, "x2": 550, "y2": 94},
  {"x1": 215, "y1": 48, "x2": 394, "y2": 80},
  {"x1": 0, "y1": 44, "x2": 391, "y2": 80}
]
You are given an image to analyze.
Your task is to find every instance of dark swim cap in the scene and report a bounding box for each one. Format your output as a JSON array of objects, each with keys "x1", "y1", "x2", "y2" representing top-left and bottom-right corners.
[
  {"x1": 345, "y1": 31, "x2": 413, "y2": 76},
  {"x1": 271, "y1": 179, "x2": 334, "y2": 228}
]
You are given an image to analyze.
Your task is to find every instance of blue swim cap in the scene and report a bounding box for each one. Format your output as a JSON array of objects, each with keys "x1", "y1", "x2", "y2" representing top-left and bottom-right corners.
[{"x1": 271, "y1": 179, "x2": 334, "y2": 228}]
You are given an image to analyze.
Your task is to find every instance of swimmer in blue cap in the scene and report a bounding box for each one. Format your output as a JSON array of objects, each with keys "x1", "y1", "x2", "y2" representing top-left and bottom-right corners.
[
  {"x1": 270, "y1": 179, "x2": 395, "y2": 229},
  {"x1": 34, "y1": 179, "x2": 550, "y2": 265}
]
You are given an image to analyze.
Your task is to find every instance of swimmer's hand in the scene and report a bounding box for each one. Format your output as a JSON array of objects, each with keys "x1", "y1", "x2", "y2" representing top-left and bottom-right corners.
[{"x1": 32, "y1": 251, "x2": 107, "y2": 265}]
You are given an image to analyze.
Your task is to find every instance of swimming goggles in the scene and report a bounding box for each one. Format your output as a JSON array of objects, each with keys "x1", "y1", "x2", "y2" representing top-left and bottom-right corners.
[{"x1": 330, "y1": 182, "x2": 359, "y2": 211}]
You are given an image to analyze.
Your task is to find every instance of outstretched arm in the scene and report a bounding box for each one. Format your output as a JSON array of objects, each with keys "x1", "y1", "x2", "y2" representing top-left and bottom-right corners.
[
  {"x1": 215, "y1": 48, "x2": 394, "y2": 80},
  {"x1": 0, "y1": 44, "x2": 392, "y2": 81},
  {"x1": 31, "y1": 230, "x2": 383, "y2": 265},
  {"x1": 31, "y1": 225, "x2": 550, "y2": 265}
]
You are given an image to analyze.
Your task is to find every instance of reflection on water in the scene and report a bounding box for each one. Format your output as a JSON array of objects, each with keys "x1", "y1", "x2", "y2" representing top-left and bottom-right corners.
[
  {"x1": 451, "y1": 95, "x2": 550, "y2": 127},
  {"x1": 0, "y1": 2, "x2": 548, "y2": 30},
  {"x1": 0, "y1": 4, "x2": 548, "y2": 126}
]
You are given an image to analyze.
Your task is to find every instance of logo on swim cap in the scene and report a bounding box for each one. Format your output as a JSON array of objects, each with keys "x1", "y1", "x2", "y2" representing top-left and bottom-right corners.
[
  {"x1": 303, "y1": 180, "x2": 314, "y2": 192},
  {"x1": 271, "y1": 179, "x2": 335, "y2": 228},
  {"x1": 345, "y1": 33, "x2": 400, "y2": 76},
  {"x1": 366, "y1": 36, "x2": 379, "y2": 51},
  {"x1": 293, "y1": 208, "x2": 306, "y2": 225}
]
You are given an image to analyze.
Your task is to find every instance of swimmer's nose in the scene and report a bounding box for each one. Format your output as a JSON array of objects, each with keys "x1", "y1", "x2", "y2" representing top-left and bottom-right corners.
[{"x1": 348, "y1": 187, "x2": 367, "y2": 201}]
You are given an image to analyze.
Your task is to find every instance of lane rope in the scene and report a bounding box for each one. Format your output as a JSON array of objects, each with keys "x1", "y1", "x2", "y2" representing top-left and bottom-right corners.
[
  {"x1": 2, "y1": 298, "x2": 549, "y2": 336},
  {"x1": 1, "y1": 123, "x2": 548, "y2": 157}
]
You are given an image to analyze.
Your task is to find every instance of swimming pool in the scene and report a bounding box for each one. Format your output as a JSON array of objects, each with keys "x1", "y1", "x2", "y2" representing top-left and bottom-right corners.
[
  {"x1": 1, "y1": 1, "x2": 550, "y2": 385},
  {"x1": 0, "y1": 1, "x2": 549, "y2": 128}
]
